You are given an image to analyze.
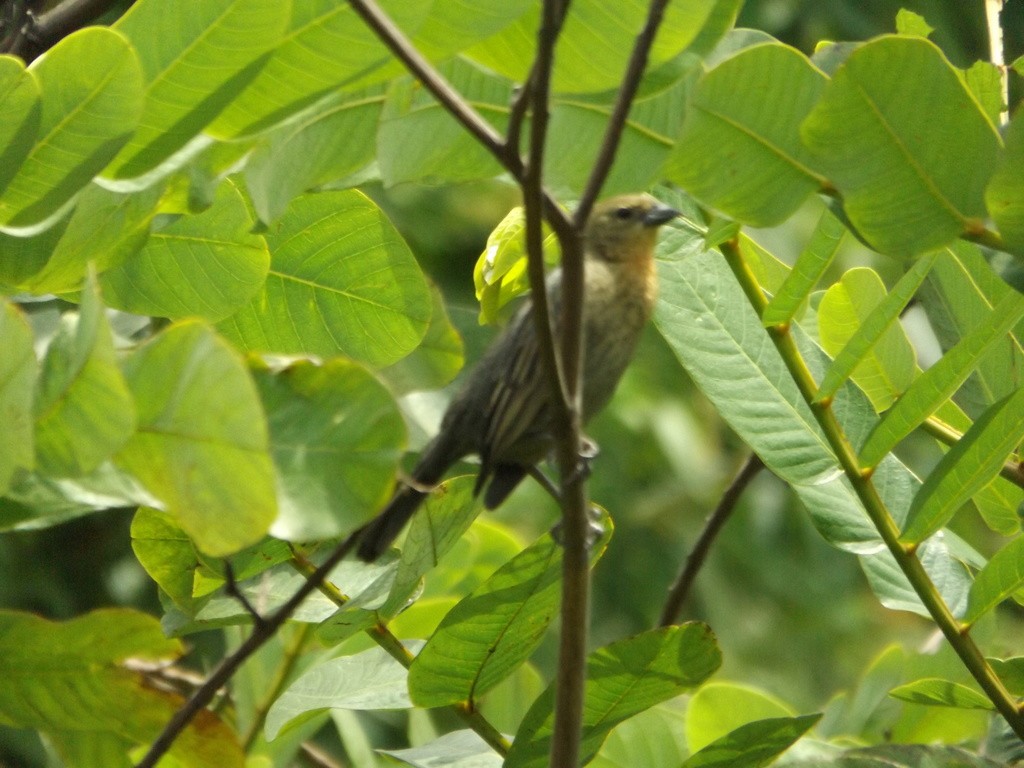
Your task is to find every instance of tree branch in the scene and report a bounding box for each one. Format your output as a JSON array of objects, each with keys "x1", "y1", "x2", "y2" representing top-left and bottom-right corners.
[
  {"x1": 574, "y1": 0, "x2": 672, "y2": 225},
  {"x1": 659, "y1": 454, "x2": 764, "y2": 627},
  {"x1": 133, "y1": 531, "x2": 362, "y2": 768}
]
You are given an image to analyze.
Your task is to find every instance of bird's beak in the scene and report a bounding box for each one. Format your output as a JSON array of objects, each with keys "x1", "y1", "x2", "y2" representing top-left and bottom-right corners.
[{"x1": 643, "y1": 204, "x2": 679, "y2": 227}]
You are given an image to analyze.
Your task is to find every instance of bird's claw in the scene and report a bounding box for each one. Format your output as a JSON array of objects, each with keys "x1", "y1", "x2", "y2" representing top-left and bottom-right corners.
[{"x1": 550, "y1": 505, "x2": 604, "y2": 549}]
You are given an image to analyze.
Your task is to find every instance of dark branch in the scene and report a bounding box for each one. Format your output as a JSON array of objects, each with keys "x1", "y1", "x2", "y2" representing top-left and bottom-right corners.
[
  {"x1": 574, "y1": 0, "x2": 673, "y2": 226},
  {"x1": 659, "y1": 453, "x2": 764, "y2": 627},
  {"x1": 134, "y1": 530, "x2": 362, "y2": 768}
]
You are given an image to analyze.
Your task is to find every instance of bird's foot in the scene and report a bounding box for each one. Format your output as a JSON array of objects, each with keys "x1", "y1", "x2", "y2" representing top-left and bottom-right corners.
[{"x1": 550, "y1": 505, "x2": 604, "y2": 549}]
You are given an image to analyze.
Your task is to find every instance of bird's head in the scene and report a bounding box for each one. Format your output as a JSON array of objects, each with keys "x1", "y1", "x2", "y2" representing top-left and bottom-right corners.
[{"x1": 583, "y1": 194, "x2": 679, "y2": 264}]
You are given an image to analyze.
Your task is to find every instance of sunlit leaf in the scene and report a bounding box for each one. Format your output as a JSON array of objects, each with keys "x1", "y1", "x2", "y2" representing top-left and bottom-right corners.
[
  {"x1": 889, "y1": 678, "x2": 994, "y2": 710},
  {"x1": 801, "y1": 36, "x2": 1000, "y2": 257},
  {"x1": 965, "y1": 535, "x2": 1024, "y2": 624},
  {"x1": 0, "y1": 55, "x2": 40, "y2": 197},
  {"x1": 116, "y1": 321, "x2": 276, "y2": 556},
  {"x1": 0, "y1": 300, "x2": 35, "y2": 493}
]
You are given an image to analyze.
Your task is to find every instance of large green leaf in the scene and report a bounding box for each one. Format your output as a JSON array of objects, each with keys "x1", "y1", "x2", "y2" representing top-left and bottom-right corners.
[
  {"x1": 684, "y1": 682, "x2": 796, "y2": 752},
  {"x1": 115, "y1": 321, "x2": 277, "y2": 555},
  {"x1": 245, "y1": 85, "x2": 386, "y2": 224},
  {"x1": 208, "y1": 0, "x2": 430, "y2": 138},
  {"x1": 217, "y1": 190, "x2": 431, "y2": 367},
  {"x1": 965, "y1": 536, "x2": 1024, "y2": 624},
  {"x1": 816, "y1": 254, "x2": 937, "y2": 402},
  {"x1": 667, "y1": 42, "x2": 827, "y2": 225},
  {"x1": 859, "y1": 290, "x2": 1024, "y2": 468},
  {"x1": 0, "y1": 609, "x2": 242, "y2": 767},
  {"x1": 0, "y1": 55, "x2": 40, "y2": 197},
  {"x1": 0, "y1": 28, "x2": 144, "y2": 229},
  {"x1": 378, "y1": 283, "x2": 465, "y2": 394},
  {"x1": 900, "y1": 388, "x2": 1024, "y2": 543},
  {"x1": 918, "y1": 243, "x2": 1023, "y2": 419},
  {"x1": 0, "y1": 300, "x2": 36, "y2": 493},
  {"x1": 377, "y1": 59, "x2": 510, "y2": 187},
  {"x1": 33, "y1": 277, "x2": 135, "y2": 477},
  {"x1": 409, "y1": 521, "x2": 609, "y2": 708},
  {"x1": 254, "y1": 357, "x2": 405, "y2": 541},
  {"x1": 101, "y1": 181, "x2": 268, "y2": 321},
  {"x1": 467, "y1": 0, "x2": 718, "y2": 92},
  {"x1": 505, "y1": 624, "x2": 721, "y2": 768},
  {"x1": 681, "y1": 714, "x2": 820, "y2": 768},
  {"x1": 265, "y1": 645, "x2": 419, "y2": 740},
  {"x1": 105, "y1": 0, "x2": 288, "y2": 180},
  {"x1": 817, "y1": 268, "x2": 917, "y2": 412},
  {"x1": 801, "y1": 36, "x2": 1000, "y2": 257},
  {"x1": 888, "y1": 679, "x2": 994, "y2": 710},
  {"x1": 761, "y1": 208, "x2": 845, "y2": 326},
  {"x1": 986, "y1": 106, "x2": 1024, "y2": 256},
  {"x1": 21, "y1": 182, "x2": 162, "y2": 294}
]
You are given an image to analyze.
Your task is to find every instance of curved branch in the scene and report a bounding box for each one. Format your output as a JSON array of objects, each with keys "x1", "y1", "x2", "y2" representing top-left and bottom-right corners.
[
  {"x1": 574, "y1": 0, "x2": 673, "y2": 226},
  {"x1": 659, "y1": 453, "x2": 764, "y2": 627}
]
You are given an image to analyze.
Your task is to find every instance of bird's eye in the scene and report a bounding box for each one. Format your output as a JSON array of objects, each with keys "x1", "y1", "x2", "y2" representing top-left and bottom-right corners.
[{"x1": 613, "y1": 206, "x2": 633, "y2": 220}]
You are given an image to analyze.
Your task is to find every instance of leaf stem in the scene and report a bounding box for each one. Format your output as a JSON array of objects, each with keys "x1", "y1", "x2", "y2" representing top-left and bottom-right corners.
[
  {"x1": 240, "y1": 622, "x2": 313, "y2": 752},
  {"x1": 720, "y1": 237, "x2": 1024, "y2": 742}
]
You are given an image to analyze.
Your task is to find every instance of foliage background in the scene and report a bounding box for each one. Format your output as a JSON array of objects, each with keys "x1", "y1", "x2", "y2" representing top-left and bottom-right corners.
[{"x1": 1, "y1": 0, "x2": 1023, "y2": 765}]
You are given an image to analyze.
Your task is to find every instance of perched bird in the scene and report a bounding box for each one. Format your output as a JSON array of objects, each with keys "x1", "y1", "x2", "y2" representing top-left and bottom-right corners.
[{"x1": 356, "y1": 193, "x2": 678, "y2": 560}]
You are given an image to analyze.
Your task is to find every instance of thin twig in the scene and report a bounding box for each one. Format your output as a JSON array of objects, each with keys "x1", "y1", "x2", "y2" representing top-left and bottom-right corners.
[
  {"x1": 574, "y1": 0, "x2": 672, "y2": 225},
  {"x1": 134, "y1": 531, "x2": 362, "y2": 768},
  {"x1": 505, "y1": 68, "x2": 536, "y2": 164},
  {"x1": 659, "y1": 454, "x2": 764, "y2": 627}
]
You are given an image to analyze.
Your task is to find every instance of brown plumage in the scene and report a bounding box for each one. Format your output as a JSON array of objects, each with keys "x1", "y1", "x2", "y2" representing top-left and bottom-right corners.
[{"x1": 356, "y1": 194, "x2": 677, "y2": 560}]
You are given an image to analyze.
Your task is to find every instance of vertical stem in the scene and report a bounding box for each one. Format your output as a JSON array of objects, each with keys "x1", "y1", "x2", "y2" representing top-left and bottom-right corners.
[{"x1": 984, "y1": 0, "x2": 1008, "y2": 126}]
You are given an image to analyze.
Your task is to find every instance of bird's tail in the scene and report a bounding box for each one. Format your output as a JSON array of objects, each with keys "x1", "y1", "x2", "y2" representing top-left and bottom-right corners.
[{"x1": 355, "y1": 430, "x2": 463, "y2": 561}]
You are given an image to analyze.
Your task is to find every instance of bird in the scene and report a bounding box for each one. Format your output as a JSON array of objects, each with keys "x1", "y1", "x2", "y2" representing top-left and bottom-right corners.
[{"x1": 356, "y1": 193, "x2": 678, "y2": 561}]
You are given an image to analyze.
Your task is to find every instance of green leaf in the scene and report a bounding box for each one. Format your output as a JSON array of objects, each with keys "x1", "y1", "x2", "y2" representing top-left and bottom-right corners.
[
  {"x1": 33, "y1": 277, "x2": 135, "y2": 477},
  {"x1": 0, "y1": 28, "x2": 144, "y2": 229},
  {"x1": 105, "y1": 0, "x2": 289, "y2": 180},
  {"x1": 378, "y1": 283, "x2": 465, "y2": 393},
  {"x1": 901, "y1": 389, "x2": 1024, "y2": 543},
  {"x1": 0, "y1": 300, "x2": 36, "y2": 493},
  {"x1": 473, "y1": 205, "x2": 561, "y2": 324},
  {"x1": 685, "y1": 682, "x2": 796, "y2": 753},
  {"x1": 130, "y1": 506, "x2": 201, "y2": 610},
  {"x1": 918, "y1": 243, "x2": 1023, "y2": 419},
  {"x1": 963, "y1": 61, "x2": 1005, "y2": 128},
  {"x1": 888, "y1": 678, "x2": 994, "y2": 710},
  {"x1": 0, "y1": 609, "x2": 242, "y2": 767},
  {"x1": 380, "y1": 730, "x2": 502, "y2": 768},
  {"x1": 816, "y1": 254, "x2": 937, "y2": 403},
  {"x1": 101, "y1": 180, "x2": 269, "y2": 321},
  {"x1": 377, "y1": 59, "x2": 510, "y2": 187},
  {"x1": 245, "y1": 85, "x2": 386, "y2": 224},
  {"x1": 987, "y1": 657, "x2": 1024, "y2": 696},
  {"x1": 384, "y1": 475, "x2": 486, "y2": 609},
  {"x1": 801, "y1": 36, "x2": 1000, "y2": 257},
  {"x1": 253, "y1": 357, "x2": 404, "y2": 541},
  {"x1": 115, "y1": 321, "x2": 277, "y2": 556},
  {"x1": 591, "y1": 702, "x2": 688, "y2": 768},
  {"x1": 0, "y1": 55, "x2": 40, "y2": 196},
  {"x1": 817, "y1": 268, "x2": 917, "y2": 412},
  {"x1": 965, "y1": 535, "x2": 1024, "y2": 624},
  {"x1": 859, "y1": 531, "x2": 973, "y2": 618},
  {"x1": 894, "y1": 9, "x2": 934, "y2": 37},
  {"x1": 22, "y1": 182, "x2": 163, "y2": 294},
  {"x1": 467, "y1": 0, "x2": 718, "y2": 93},
  {"x1": 838, "y1": 744, "x2": 1003, "y2": 768},
  {"x1": 859, "y1": 291, "x2": 1024, "y2": 468},
  {"x1": 681, "y1": 714, "x2": 820, "y2": 768},
  {"x1": 265, "y1": 645, "x2": 419, "y2": 740},
  {"x1": 409, "y1": 519, "x2": 610, "y2": 708},
  {"x1": 761, "y1": 208, "x2": 845, "y2": 326},
  {"x1": 667, "y1": 42, "x2": 827, "y2": 226},
  {"x1": 505, "y1": 624, "x2": 721, "y2": 768},
  {"x1": 208, "y1": 0, "x2": 431, "y2": 138},
  {"x1": 217, "y1": 190, "x2": 431, "y2": 367},
  {"x1": 986, "y1": 106, "x2": 1024, "y2": 257}
]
